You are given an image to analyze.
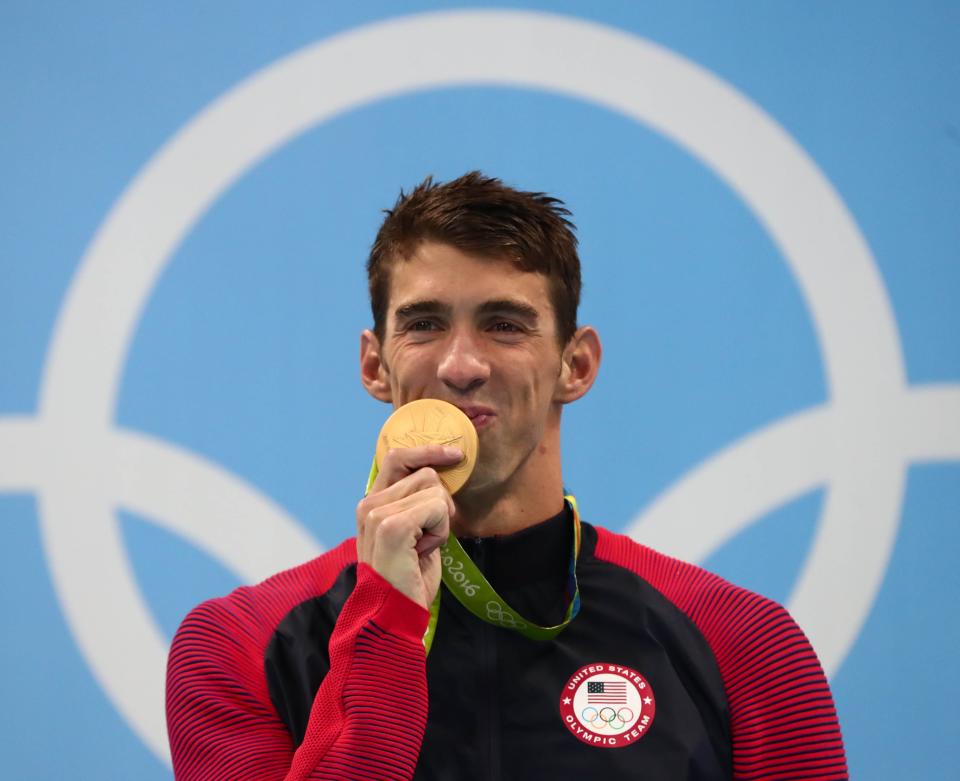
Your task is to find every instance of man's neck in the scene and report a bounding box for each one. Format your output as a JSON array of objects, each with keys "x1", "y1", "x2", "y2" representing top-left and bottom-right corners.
[
  {"x1": 450, "y1": 446, "x2": 566, "y2": 537},
  {"x1": 450, "y1": 413, "x2": 566, "y2": 537}
]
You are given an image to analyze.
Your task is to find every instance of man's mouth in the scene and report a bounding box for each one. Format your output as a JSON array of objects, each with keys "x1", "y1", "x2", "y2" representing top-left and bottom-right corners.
[{"x1": 458, "y1": 405, "x2": 496, "y2": 429}]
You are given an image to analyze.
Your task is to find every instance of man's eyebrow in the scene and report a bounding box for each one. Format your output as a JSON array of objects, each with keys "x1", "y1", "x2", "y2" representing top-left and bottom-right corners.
[
  {"x1": 393, "y1": 298, "x2": 540, "y2": 322},
  {"x1": 478, "y1": 299, "x2": 540, "y2": 321},
  {"x1": 393, "y1": 300, "x2": 451, "y2": 319}
]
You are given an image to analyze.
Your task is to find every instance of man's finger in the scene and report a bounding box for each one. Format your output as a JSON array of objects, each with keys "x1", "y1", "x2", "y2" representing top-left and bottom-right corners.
[
  {"x1": 369, "y1": 498, "x2": 451, "y2": 596},
  {"x1": 358, "y1": 482, "x2": 454, "y2": 561},
  {"x1": 371, "y1": 444, "x2": 464, "y2": 492},
  {"x1": 414, "y1": 525, "x2": 448, "y2": 558},
  {"x1": 362, "y1": 466, "x2": 454, "y2": 516}
]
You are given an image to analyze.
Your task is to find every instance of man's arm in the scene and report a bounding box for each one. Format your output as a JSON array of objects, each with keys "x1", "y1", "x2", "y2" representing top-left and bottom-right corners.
[
  {"x1": 593, "y1": 528, "x2": 848, "y2": 779},
  {"x1": 166, "y1": 562, "x2": 430, "y2": 781},
  {"x1": 166, "y1": 444, "x2": 460, "y2": 780},
  {"x1": 716, "y1": 595, "x2": 848, "y2": 780}
]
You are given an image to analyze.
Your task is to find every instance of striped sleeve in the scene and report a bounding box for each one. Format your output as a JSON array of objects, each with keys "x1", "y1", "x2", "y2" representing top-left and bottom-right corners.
[
  {"x1": 166, "y1": 551, "x2": 431, "y2": 781},
  {"x1": 594, "y1": 528, "x2": 848, "y2": 780}
]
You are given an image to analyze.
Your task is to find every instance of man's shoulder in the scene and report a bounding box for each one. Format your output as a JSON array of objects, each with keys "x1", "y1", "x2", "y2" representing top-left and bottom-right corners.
[
  {"x1": 586, "y1": 526, "x2": 844, "y2": 775},
  {"x1": 589, "y1": 523, "x2": 748, "y2": 599},
  {"x1": 588, "y1": 523, "x2": 795, "y2": 647},
  {"x1": 172, "y1": 538, "x2": 358, "y2": 652}
]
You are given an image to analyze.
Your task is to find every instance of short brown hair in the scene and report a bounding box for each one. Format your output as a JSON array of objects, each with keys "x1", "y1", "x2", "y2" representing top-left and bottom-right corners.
[{"x1": 367, "y1": 171, "x2": 581, "y2": 344}]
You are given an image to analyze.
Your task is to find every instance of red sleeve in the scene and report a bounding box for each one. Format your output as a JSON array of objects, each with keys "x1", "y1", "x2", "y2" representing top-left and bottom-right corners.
[
  {"x1": 166, "y1": 548, "x2": 430, "y2": 781},
  {"x1": 594, "y1": 528, "x2": 849, "y2": 780}
]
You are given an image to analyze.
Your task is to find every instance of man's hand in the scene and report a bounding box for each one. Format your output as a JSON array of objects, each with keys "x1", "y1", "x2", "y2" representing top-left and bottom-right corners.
[{"x1": 356, "y1": 444, "x2": 463, "y2": 609}]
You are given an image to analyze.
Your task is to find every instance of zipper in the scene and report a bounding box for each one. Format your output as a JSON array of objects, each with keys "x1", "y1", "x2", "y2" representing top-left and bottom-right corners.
[{"x1": 474, "y1": 538, "x2": 501, "y2": 781}]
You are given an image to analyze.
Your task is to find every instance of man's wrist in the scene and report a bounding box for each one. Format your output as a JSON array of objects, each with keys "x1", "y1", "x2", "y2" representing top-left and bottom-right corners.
[{"x1": 356, "y1": 563, "x2": 431, "y2": 642}]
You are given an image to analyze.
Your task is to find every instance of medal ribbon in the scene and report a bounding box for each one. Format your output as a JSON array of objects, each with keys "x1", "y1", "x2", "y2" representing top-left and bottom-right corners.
[{"x1": 365, "y1": 460, "x2": 582, "y2": 654}]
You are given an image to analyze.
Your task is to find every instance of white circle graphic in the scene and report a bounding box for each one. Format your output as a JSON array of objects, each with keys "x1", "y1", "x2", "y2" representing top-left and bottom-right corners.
[{"x1": 0, "y1": 9, "x2": 956, "y2": 765}]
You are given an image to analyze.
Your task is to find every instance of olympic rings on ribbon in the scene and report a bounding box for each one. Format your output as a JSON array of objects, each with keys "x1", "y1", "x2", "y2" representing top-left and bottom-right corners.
[{"x1": 484, "y1": 600, "x2": 528, "y2": 629}]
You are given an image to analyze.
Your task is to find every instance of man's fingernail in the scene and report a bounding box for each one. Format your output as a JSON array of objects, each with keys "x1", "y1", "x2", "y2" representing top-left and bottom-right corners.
[{"x1": 443, "y1": 446, "x2": 463, "y2": 458}]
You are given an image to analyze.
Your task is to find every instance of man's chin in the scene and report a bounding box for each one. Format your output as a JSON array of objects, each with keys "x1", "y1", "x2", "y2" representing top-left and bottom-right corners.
[{"x1": 458, "y1": 461, "x2": 500, "y2": 497}]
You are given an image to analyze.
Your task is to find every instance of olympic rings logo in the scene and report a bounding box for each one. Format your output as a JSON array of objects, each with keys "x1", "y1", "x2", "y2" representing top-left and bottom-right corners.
[
  {"x1": 580, "y1": 706, "x2": 636, "y2": 732},
  {"x1": 485, "y1": 600, "x2": 528, "y2": 630},
  {"x1": 2, "y1": 8, "x2": 957, "y2": 767}
]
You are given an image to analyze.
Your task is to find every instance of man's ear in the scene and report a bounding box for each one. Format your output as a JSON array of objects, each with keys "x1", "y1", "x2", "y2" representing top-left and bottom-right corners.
[
  {"x1": 554, "y1": 326, "x2": 602, "y2": 404},
  {"x1": 360, "y1": 329, "x2": 393, "y2": 403}
]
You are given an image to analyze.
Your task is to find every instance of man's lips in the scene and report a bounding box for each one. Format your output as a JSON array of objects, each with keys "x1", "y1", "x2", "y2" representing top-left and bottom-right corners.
[{"x1": 457, "y1": 405, "x2": 496, "y2": 429}]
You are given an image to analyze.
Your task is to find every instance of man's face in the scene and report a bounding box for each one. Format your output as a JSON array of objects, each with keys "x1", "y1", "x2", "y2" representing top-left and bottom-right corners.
[{"x1": 373, "y1": 241, "x2": 568, "y2": 493}]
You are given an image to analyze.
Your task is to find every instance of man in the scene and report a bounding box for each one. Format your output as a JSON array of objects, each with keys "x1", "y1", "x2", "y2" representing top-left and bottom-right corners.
[{"x1": 167, "y1": 172, "x2": 848, "y2": 779}]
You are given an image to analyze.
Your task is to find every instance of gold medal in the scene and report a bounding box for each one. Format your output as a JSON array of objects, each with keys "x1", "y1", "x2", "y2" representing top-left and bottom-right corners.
[{"x1": 375, "y1": 399, "x2": 479, "y2": 495}]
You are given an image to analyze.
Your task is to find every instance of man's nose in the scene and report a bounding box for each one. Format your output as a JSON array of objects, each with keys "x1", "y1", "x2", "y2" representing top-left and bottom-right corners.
[{"x1": 437, "y1": 330, "x2": 490, "y2": 393}]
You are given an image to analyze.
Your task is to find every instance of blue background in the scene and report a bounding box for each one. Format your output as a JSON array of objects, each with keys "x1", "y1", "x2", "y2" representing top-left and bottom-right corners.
[{"x1": 1, "y1": 2, "x2": 958, "y2": 778}]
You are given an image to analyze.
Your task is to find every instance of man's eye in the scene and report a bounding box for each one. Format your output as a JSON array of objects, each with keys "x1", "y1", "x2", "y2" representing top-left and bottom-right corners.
[
  {"x1": 408, "y1": 320, "x2": 437, "y2": 331},
  {"x1": 491, "y1": 321, "x2": 521, "y2": 333}
]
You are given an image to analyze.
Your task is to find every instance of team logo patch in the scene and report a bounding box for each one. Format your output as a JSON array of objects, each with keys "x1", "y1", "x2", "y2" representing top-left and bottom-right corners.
[{"x1": 559, "y1": 663, "x2": 656, "y2": 748}]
